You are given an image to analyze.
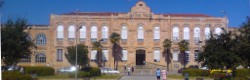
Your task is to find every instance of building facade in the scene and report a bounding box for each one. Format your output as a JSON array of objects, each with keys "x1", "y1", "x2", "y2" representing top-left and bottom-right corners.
[{"x1": 19, "y1": 1, "x2": 228, "y2": 70}]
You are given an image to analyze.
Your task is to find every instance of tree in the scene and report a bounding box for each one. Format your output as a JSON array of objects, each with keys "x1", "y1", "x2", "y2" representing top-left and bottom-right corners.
[
  {"x1": 109, "y1": 32, "x2": 122, "y2": 70},
  {"x1": 178, "y1": 40, "x2": 189, "y2": 68},
  {"x1": 91, "y1": 41, "x2": 103, "y2": 67},
  {"x1": 198, "y1": 29, "x2": 240, "y2": 69},
  {"x1": 236, "y1": 17, "x2": 250, "y2": 67},
  {"x1": 1, "y1": 18, "x2": 35, "y2": 66},
  {"x1": 162, "y1": 39, "x2": 172, "y2": 71},
  {"x1": 65, "y1": 44, "x2": 89, "y2": 68}
]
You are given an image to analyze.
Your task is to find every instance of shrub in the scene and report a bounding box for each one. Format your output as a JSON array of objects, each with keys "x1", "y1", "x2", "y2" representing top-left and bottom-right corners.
[
  {"x1": 235, "y1": 69, "x2": 250, "y2": 77},
  {"x1": 24, "y1": 66, "x2": 55, "y2": 76},
  {"x1": 80, "y1": 67, "x2": 101, "y2": 77},
  {"x1": 2, "y1": 71, "x2": 34, "y2": 80},
  {"x1": 182, "y1": 69, "x2": 209, "y2": 76},
  {"x1": 69, "y1": 71, "x2": 91, "y2": 78}
]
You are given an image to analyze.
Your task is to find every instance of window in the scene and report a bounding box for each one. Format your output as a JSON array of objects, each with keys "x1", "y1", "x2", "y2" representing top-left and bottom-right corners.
[
  {"x1": 57, "y1": 49, "x2": 63, "y2": 62},
  {"x1": 80, "y1": 25, "x2": 86, "y2": 41},
  {"x1": 215, "y1": 27, "x2": 222, "y2": 35},
  {"x1": 154, "y1": 27, "x2": 160, "y2": 42},
  {"x1": 183, "y1": 27, "x2": 190, "y2": 40},
  {"x1": 194, "y1": 27, "x2": 200, "y2": 41},
  {"x1": 20, "y1": 55, "x2": 31, "y2": 63},
  {"x1": 172, "y1": 27, "x2": 179, "y2": 41},
  {"x1": 26, "y1": 35, "x2": 31, "y2": 41},
  {"x1": 205, "y1": 27, "x2": 210, "y2": 40},
  {"x1": 154, "y1": 50, "x2": 160, "y2": 62},
  {"x1": 36, "y1": 34, "x2": 46, "y2": 46},
  {"x1": 194, "y1": 50, "x2": 199, "y2": 61},
  {"x1": 35, "y1": 53, "x2": 46, "y2": 63},
  {"x1": 57, "y1": 25, "x2": 64, "y2": 41},
  {"x1": 173, "y1": 50, "x2": 179, "y2": 61},
  {"x1": 138, "y1": 26, "x2": 144, "y2": 42},
  {"x1": 68, "y1": 25, "x2": 75, "y2": 41},
  {"x1": 91, "y1": 50, "x2": 97, "y2": 60},
  {"x1": 174, "y1": 64, "x2": 179, "y2": 68},
  {"x1": 122, "y1": 50, "x2": 128, "y2": 61},
  {"x1": 91, "y1": 26, "x2": 97, "y2": 41},
  {"x1": 121, "y1": 26, "x2": 128, "y2": 42},
  {"x1": 102, "y1": 26, "x2": 108, "y2": 41},
  {"x1": 185, "y1": 51, "x2": 190, "y2": 62},
  {"x1": 102, "y1": 50, "x2": 108, "y2": 61}
]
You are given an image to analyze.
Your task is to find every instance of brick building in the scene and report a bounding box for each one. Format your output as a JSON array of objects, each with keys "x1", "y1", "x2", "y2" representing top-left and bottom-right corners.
[{"x1": 19, "y1": 1, "x2": 229, "y2": 70}]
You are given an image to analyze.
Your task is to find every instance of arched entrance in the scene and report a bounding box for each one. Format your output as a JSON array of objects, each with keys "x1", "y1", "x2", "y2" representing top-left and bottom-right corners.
[{"x1": 136, "y1": 49, "x2": 146, "y2": 65}]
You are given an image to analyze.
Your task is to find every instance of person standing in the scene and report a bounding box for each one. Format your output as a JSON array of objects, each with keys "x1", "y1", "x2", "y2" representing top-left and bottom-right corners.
[
  {"x1": 127, "y1": 67, "x2": 131, "y2": 76},
  {"x1": 156, "y1": 68, "x2": 161, "y2": 80},
  {"x1": 161, "y1": 70, "x2": 167, "y2": 80},
  {"x1": 131, "y1": 66, "x2": 134, "y2": 75}
]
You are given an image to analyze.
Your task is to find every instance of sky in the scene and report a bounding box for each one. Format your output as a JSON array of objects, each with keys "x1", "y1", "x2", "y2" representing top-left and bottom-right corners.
[{"x1": 1, "y1": 0, "x2": 250, "y2": 27}]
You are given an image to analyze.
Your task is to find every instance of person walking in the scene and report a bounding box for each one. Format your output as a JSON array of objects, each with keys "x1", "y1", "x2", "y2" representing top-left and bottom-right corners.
[
  {"x1": 131, "y1": 66, "x2": 134, "y2": 75},
  {"x1": 156, "y1": 68, "x2": 161, "y2": 80},
  {"x1": 161, "y1": 70, "x2": 167, "y2": 80}
]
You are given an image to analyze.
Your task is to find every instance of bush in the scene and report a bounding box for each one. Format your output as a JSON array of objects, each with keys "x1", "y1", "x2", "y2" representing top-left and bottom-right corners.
[
  {"x1": 24, "y1": 66, "x2": 55, "y2": 76},
  {"x1": 80, "y1": 67, "x2": 101, "y2": 77},
  {"x1": 182, "y1": 69, "x2": 209, "y2": 76},
  {"x1": 236, "y1": 69, "x2": 250, "y2": 77},
  {"x1": 2, "y1": 71, "x2": 34, "y2": 80},
  {"x1": 69, "y1": 71, "x2": 91, "y2": 78}
]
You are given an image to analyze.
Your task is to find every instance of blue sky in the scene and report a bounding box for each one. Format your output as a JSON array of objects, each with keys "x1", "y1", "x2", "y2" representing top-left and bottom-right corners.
[{"x1": 1, "y1": 0, "x2": 250, "y2": 27}]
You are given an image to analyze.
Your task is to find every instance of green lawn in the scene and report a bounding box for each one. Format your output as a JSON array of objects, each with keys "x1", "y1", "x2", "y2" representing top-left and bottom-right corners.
[
  {"x1": 167, "y1": 74, "x2": 213, "y2": 79},
  {"x1": 37, "y1": 74, "x2": 121, "y2": 79}
]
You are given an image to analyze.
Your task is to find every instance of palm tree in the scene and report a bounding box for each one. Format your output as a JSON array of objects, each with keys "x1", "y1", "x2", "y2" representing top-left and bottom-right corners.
[
  {"x1": 178, "y1": 40, "x2": 189, "y2": 68},
  {"x1": 109, "y1": 32, "x2": 121, "y2": 70},
  {"x1": 92, "y1": 41, "x2": 103, "y2": 67},
  {"x1": 162, "y1": 39, "x2": 172, "y2": 71}
]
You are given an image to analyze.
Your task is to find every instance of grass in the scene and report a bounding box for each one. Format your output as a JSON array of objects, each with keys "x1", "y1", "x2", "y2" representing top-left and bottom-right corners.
[
  {"x1": 167, "y1": 74, "x2": 213, "y2": 79},
  {"x1": 37, "y1": 73, "x2": 120, "y2": 79}
]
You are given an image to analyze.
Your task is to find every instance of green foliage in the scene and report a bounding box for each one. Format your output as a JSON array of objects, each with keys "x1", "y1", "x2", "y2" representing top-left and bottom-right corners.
[
  {"x1": 236, "y1": 69, "x2": 250, "y2": 77},
  {"x1": 2, "y1": 71, "x2": 34, "y2": 80},
  {"x1": 69, "y1": 67, "x2": 101, "y2": 78},
  {"x1": 92, "y1": 41, "x2": 103, "y2": 67},
  {"x1": 24, "y1": 66, "x2": 54, "y2": 76},
  {"x1": 162, "y1": 39, "x2": 172, "y2": 71},
  {"x1": 236, "y1": 17, "x2": 250, "y2": 67},
  {"x1": 65, "y1": 44, "x2": 89, "y2": 68},
  {"x1": 198, "y1": 29, "x2": 240, "y2": 69},
  {"x1": 178, "y1": 40, "x2": 189, "y2": 68},
  {"x1": 1, "y1": 18, "x2": 35, "y2": 66},
  {"x1": 182, "y1": 69, "x2": 209, "y2": 76},
  {"x1": 109, "y1": 32, "x2": 122, "y2": 70}
]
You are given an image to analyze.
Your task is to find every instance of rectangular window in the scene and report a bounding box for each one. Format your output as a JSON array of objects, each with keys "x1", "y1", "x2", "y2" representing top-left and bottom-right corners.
[
  {"x1": 185, "y1": 51, "x2": 190, "y2": 62},
  {"x1": 154, "y1": 50, "x2": 160, "y2": 62},
  {"x1": 173, "y1": 51, "x2": 179, "y2": 61},
  {"x1": 20, "y1": 56, "x2": 31, "y2": 63},
  {"x1": 194, "y1": 50, "x2": 199, "y2": 61},
  {"x1": 102, "y1": 50, "x2": 108, "y2": 61},
  {"x1": 122, "y1": 50, "x2": 128, "y2": 61},
  {"x1": 91, "y1": 50, "x2": 97, "y2": 61},
  {"x1": 57, "y1": 49, "x2": 63, "y2": 62}
]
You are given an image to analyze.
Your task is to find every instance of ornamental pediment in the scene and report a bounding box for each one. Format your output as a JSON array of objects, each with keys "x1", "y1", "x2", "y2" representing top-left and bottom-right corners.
[{"x1": 130, "y1": 1, "x2": 152, "y2": 14}]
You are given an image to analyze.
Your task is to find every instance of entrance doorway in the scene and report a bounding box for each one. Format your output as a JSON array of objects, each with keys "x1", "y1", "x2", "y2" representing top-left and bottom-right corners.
[{"x1": 136, "y1": 50, "x2": 146, "y2": 65}]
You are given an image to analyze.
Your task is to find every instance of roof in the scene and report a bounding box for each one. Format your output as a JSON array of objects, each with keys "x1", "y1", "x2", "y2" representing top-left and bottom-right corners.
[{"x1": 62, "y1": 12, "x2": 212, "y2": 18}]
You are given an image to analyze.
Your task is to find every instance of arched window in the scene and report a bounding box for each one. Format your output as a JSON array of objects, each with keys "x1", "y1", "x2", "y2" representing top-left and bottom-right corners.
[
  {"x1": 68, "y1": 25, "x2": 75, "y2": 41},
  {"x1": 183, "y1": 27, "x2": 190, "y2": 40},
  {"x1": 57, "y1": 25, "x2": 64, "y2": 41},
  {"x1": 36, "y1": 34, "x2": 46, "y2": 46},
  {"x1": 172, "y1": 27, "x2": 179, "y2": 41},
  {"x1": 102, "y1": 26, "x2": 108, "y2": 41},
  {"x1": 121, "y1": 26, "x2": 127, "y2": 41},
  {"x1": 80, "y1": 25, "x2": 86, "y2": 41},
  {"x1": 35, "y1": 53, "x2": 46, "y2": 63},
  {"x1": 194, "y1": 27, "x2": 200, "y2": 41},
  {"x1": 91, "y1": 26, "x2": 97, "y2": 41},
  {"x1": 205, "y1": 27, "x2": 210, "y2": 40},
  {"x1": 138, "y1": 26, "x2": 144, "y2": 42},
  {"x1": 215, "y1": 27, "x2": 222, "y2": 35},
  {"x1": 154, "y1": 27, "x2": 160, "y2": 42}
]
